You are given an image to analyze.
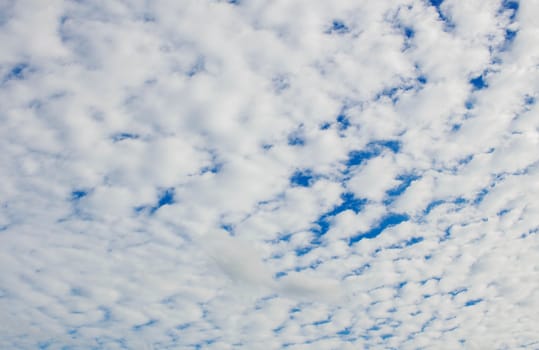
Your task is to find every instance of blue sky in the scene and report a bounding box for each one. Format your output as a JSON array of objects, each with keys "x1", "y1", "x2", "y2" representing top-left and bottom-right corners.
[{"x1": 1, "y1": 0, "x2": 538, "y2": 349}]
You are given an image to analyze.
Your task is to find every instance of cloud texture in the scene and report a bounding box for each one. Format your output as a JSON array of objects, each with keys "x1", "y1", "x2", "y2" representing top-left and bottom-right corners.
[{"x1": 1, "y1": 0, "x2": 538, "y2": 349}]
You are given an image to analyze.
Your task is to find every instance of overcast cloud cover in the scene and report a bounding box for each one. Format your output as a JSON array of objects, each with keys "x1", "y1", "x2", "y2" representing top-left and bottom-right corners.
[{"x1": 1, "y1": 0, "x2": 538, "y2": 349}]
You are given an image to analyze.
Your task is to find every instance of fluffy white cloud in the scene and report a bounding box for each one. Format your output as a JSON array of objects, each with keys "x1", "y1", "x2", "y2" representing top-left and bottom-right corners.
[{"x1": 1, "y1": 0, "x2": 538, "y2": 349}]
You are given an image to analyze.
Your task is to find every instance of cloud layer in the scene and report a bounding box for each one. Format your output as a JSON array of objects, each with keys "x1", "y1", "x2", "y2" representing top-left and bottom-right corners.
[{"x1": 1, "y1": 0, "x2": 538, "y2": 349}]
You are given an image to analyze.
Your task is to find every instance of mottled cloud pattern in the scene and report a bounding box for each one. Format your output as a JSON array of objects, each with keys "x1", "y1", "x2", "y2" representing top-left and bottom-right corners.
[{"x1": 1, "y1": 0, "x2": 538, "y2": 349}]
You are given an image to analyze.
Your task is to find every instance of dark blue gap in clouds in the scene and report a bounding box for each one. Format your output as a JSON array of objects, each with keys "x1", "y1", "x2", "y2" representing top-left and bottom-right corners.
[
  {"x1": 385, "y1": 173, "x2": 421, "y2": 199},
  {"x1": 136, "y1": 188, "x2": 175, "y2": 214},
  {"x1": 388, "y1": 236, "x2": 424, "y2": 249},
  {"x1": 336, "y1": 113, "x2": 350, "y2": 130},
  {"x1": 348, "y1": 213, "x2": 409, "y2": 245},
  {"x1": 4, "y1": 63, "x2": 28, "y2": 81},
  {"x1": 200, "y1": 158, "x2": 222, "y2": 175},
  {"x1": 327, "y1": 20, "x2": 349, "y2": 34},
  {"x1": 220, "y1": 224, "x2": 233, "y2": 234},
  {"x1": 501, "y1": 0, "x2": 519, "y2": 21},
  {"x1": 294, "y1": 192, "x2": 367, "y2": 256},
  {"x1": 312, "y1": 317, "x2": 331, "y2": 326},
  {"x1": 504, "y1": 29, "x2": 518, "y2": 46},
  {"x1": 429, "y1": 0, "x2": 454, "y2": 30},
  {"x1": 497, "y1": 208, "x2": 511, "y2": 216},
  {"x1": 465, "y1": 98, "x2": 475, "y2": 109},
  {"x1": 469, "y1": 75, "x2": 487, "y2": 90},
  {"x1": 404, "y1": 27, "x2": 415, "y2": 39},
  {"x1": 71, "y1": 190, "x2": 88, "y2": 201},
  {"x1": 464, "y1": 298, "x2": 483, "y2": 307},
  {"x1": 524, "y1": 95, "x2": 536, "y2": 105},
  {"x1": 288, "y1": 132, "x2": 305, "y2": 146},
  {"x1": 473, "y1": 188, "x2": 489, "y2": 205},
  {"x1": 345, "y1": 139, "x2": 401, "y2": 168},
  {"x1": 312, "y1": 192, "x2": 367, "y2": 236},
  {"x1": 290, "y1": 169, "x2": 315, "y2": 187},
  {"x1": 375, "y1": 86, "x2": 404, "y2": 104},
  {"x1": 133, "y1": 319, "x2": 158, "y2": 331},
  {"x1": 111, "y1": 132, "x2": 139, "y2": 142},
  {"x1": 351, "y1": 263, "x2": 370, "y2": 275},
  {"x1": 497, "y1": 4, "x2": 518, "y2": 51},
  {"x1": 424, "y1": 199, "x2": 445, "y2": 214},
  {"x1": 449, "y1": 287, "x2": 467, "y2": 296},
  {"x1": 320, "y1": 121, "x2": 331, "y2": 130},
  {"x1": 337, "y1": 327, "x2": 351, "y2": 336}
]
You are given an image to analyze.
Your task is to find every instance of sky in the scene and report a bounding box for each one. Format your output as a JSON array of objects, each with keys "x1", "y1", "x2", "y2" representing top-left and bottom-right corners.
[{"x1": 0, "y1": 0, "x2": 538, "y2": 349}]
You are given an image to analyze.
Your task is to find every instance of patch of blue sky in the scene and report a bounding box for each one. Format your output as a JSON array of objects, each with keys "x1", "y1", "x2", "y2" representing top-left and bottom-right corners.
[
  {"x1": 388, "y1": 236, "x2": 424, "y2": 249},
  {"x1": 290, "y1": 169, "x2": 316, "y2": 187},
  {"x1": 336, "y1": 113, "x2": 350, "y2": 131},
  {"x1": 503, "y1": 29, "x2": 518, "y2": 48},
  {"x1": 465, "y1": 97, "x2": 475, "y2": 110},
  {"x1": 337, "y1": 327, "x2": 352, "y2": 337},
  {"x1": 71, "y1": 190, "x2": 88, "y2": 201},
  {"x1": 273, "y1": 325, "x2": 285, "y2": 334},
  {"x1": 3, "y1": 62, "x2": 28, "y2": 82},
  {"x1": 381, "y1": 334, "x2": 394, "y2": 340},
  {"x1": 375, "y1": 86, "x2": 402, "y2": 104},
  {"x1": 111, "y1": 132, "x2": 139, "y2": 142},
  {"x1": 497, "y1": 208, "x2": 511, "y2": 216},
  {"x1": 200, "y1": 149, "x2": 223, "y2": 174},
  {"x1": 351, "y1": 263, "x2": 370, "y2": 276},
  {"x1": 136, "y1": 188, "x2": 175, "y2": 214},
  {"x1": 326, "y1": 20, "x2": 349, "y2": 35},
  {"x1": 420, "y1": 316, "x2": 436, "y2": 332},
  {"x1": 424, "y1": 199, "x2": 445, "y2": 214},
  {"x1": 417, "y1": 75, "x2": 427, "y2": 84},
  {"x1": 200, "y1": 162, "x2": 222, "y2": 174},
  {"x1": 524, "y1": 95, "x2": 536, "y2": 105},
  {"x1": 464, "y1": 298, "x2": 483, "y2": 307},
  {"x1": 312, "y1": 317, "x2": 332, "y2": 326},
  {"x1": 469, "y1": 74, "x2": 487, "y2": 90},
  {"x1": 500, "y1": 0, "x2": 519, "y2": 21},
  {"x1": 294, "y1": 245, "x2": 315, "y2": 256},
  {"x1": 156, "y1": 188, "x2": 175, "y2": 207},
  {"x1": 448, "y1": 287, "x2": 467, "y2": 297},
  {"x1": 288, "y1": 129, "x2": 305, "y2": 146},
  {"x1": 133, "y1": 319, "x2": 158, "y2": 332},
  {"x1": 385, "y1": 173, "x2": 420, "y2": 202},
  {"x1": 220, "y1": 223, "x2": 234, "y2": 234},
  {"x1": 274, "y1": 271, "x2": 287, "y2": 279},
  {"x1": 310, "y1": 192, "x2": 366, "y2": 239},
  {"x1": 420, "y1": 276, "x2": 441, "y2": 285},
  {"x1": 429, "y1": 0, "x2": 455, "y2": 31},
  {"x1": 349, "y1": 213, "x2": 409, "y2": 245},
  {"x1": 320, "y1": 121, "x2": 331, "y2": 130},
  {"x1": 404, "y1": 27, "x2": 415, "y2": 39},
  {"x1": 345, "y1": 139, "x2": 401, "y2": 169},
  {"x1": 472, "y1": 188, "x2": 489, "y2": 205}
]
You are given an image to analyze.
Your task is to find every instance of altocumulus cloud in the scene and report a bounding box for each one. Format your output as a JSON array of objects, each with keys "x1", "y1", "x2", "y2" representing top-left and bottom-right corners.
[{"x1": 1, "y1": 0, "x2": 538, "y2": 349}]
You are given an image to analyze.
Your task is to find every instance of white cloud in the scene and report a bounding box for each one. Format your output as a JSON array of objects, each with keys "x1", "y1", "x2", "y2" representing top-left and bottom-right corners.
[{"x1": 1, "y1": 0, "x2": 538, "y2": 348}]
